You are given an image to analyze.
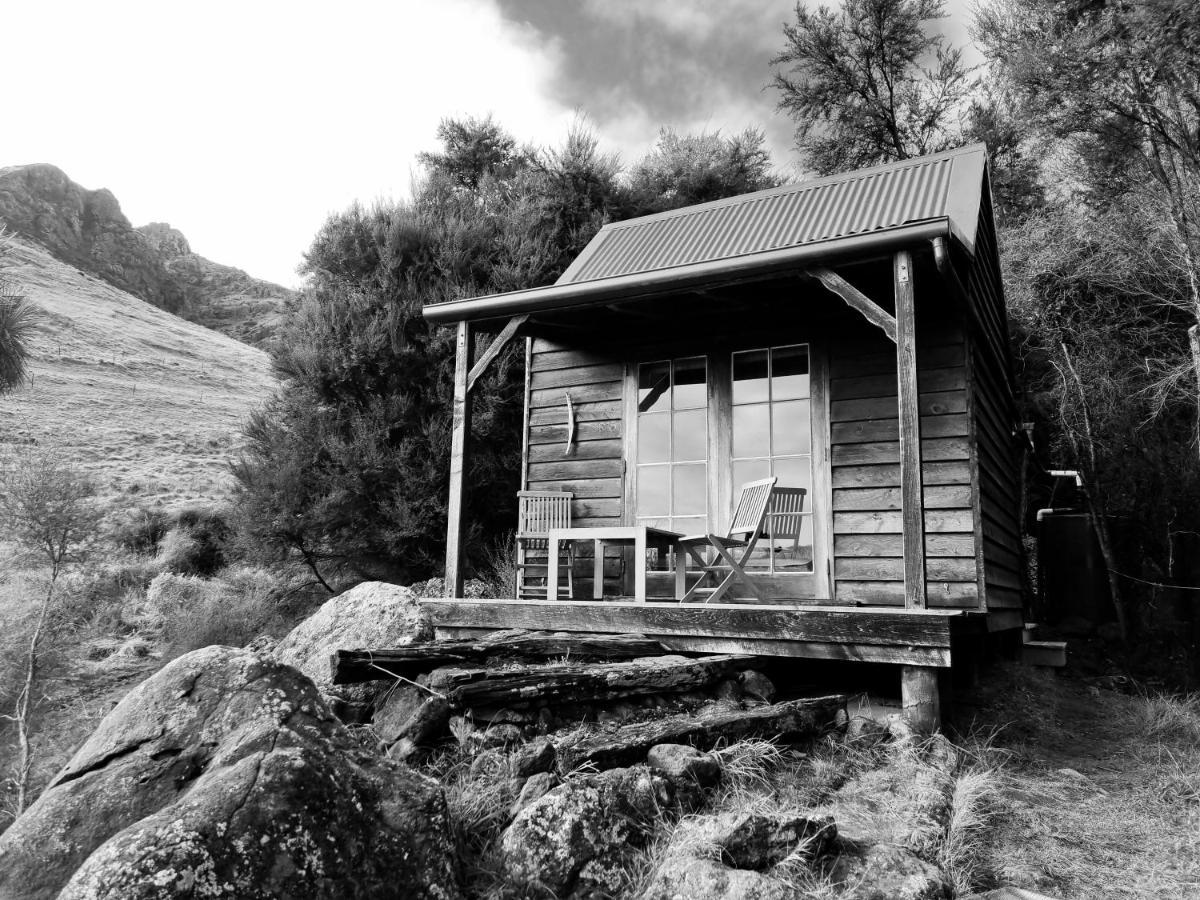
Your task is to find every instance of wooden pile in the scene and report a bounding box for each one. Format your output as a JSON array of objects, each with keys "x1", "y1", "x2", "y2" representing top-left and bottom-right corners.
[{"x1": 331, "y1": 630, "x2": 847, "y2": 762}]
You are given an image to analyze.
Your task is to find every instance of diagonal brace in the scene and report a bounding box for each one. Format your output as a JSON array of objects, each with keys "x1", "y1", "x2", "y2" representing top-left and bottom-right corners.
[
  {"x1": 467, "y1": 314, "x2": 529, "y2": 394},
  {"x1": 809, "y1": 268, "x2": 897, "y2": 343}
]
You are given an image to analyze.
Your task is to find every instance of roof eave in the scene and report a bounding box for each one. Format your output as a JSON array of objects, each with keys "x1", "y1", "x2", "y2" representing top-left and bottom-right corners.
[{"x1": 423, "y1": 218, "x2": 951, "y2": 326}]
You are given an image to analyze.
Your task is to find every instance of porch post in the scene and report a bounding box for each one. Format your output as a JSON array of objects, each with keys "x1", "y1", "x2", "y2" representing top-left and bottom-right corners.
[
  {"x1": 894, "y1": 250, "x2": 926, "y2": 608},
  {"x1": 445, "y1": 320, "x2": 474, "y2": 598}
]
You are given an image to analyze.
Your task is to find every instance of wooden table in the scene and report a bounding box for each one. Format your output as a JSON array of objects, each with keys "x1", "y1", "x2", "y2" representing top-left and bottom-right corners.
[{"x1": 546, "y1": 526, "x2": 686, "y2": 602}]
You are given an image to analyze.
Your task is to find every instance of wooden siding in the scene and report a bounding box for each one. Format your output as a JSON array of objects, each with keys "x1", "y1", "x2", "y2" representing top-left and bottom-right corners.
[
  {"x1": 829, "y1": 321, "x2": 978, "y2": 608},
  {"x1": 966, "y1": 198, "x2": 1025, "y2": 615}
]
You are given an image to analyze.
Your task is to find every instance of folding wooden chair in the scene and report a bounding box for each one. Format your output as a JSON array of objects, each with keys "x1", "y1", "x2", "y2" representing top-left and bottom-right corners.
[
  {"x1": 515, "y1": 490, "x2": 574, "y2": 599},
  {"x1": 765, "y1": 487, "x2": 808, "y2": 566},
  {"x1": 679, "y1": 477, "x2": 777, "y2": 603}
]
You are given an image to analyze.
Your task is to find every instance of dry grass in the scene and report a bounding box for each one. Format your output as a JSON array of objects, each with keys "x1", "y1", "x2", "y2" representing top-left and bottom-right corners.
[
  {"x1": 955, "y1": 664, "x2": 1200, "y2": 899},
  {"x1": 0, "y1": 235, "x2": 274, "y2": 511}
]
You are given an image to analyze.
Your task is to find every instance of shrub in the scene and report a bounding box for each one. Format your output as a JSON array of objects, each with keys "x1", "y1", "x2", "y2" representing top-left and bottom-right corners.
[
  {"x1": 107, "y1": 506, "x2": 170, "y2": 554},
  {"x1": 156, "y1": 506, "x2": 231, "y2": 576},
  {"x1": 147, "y1": 567, "x2": 290, "y2": 657}
]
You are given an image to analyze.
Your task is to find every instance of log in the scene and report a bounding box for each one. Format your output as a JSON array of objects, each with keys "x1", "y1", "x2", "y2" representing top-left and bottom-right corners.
[
  {"x1": 428, "y1": 654, "x2": 751, "y2": 709},
  {"x1": 332, "y1": 630, "x2": 670, "y2": 684},
  {"x1": 558, "y1": 694, "x2": 848, "y2": 771}
]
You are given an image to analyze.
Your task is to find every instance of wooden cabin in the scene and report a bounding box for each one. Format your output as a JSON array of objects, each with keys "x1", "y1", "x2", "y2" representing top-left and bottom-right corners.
[{"x1": 421, "y1": 144, "x2": 1023, "y2": 725}]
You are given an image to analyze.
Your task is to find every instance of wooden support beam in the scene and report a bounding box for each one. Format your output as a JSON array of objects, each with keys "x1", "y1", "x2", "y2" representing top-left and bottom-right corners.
[
  {"x1": 895, "y1": 250, "x2": 927, "y2": 609},
  {"x1": 901, "y1": 665, "x2": 941, "y2": 733},
  {"x1": 421, "y1": 599, "x2": 956, "y2": 648},
  {"x1": 466, "y1": 314, "x2": 528, "y2": 393},
  {"x1": 559, "y1": 694, "x2": 848, "y2": 771},
  {"x1": 810, "y1": 267, "x2": 897, "y2": 342},
  {"x1": 445, "y1": 320, "x2": 474, "y2": 598}
]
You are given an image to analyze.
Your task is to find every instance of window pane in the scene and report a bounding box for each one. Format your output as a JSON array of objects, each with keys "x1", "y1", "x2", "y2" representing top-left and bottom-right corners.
[
  {"x1": 638, "y1": 516, "x2": 672, "y2": 531},
  {"x1": 773, "y1": 456, "x2": 812, "y2": 493},
  {"x1": 733, "y1": 404, "x2": 770, "y2": 458},
  {"x1": 673, "y1": 464, "x2": 707, "y2": 516},
  {"x1": 673, "y1": 357, "x2": 707, "y2": 409},
  {"x1": 672, "y1": 515, "x2": 707, "y2": 537},
  {"x1": 772, "y1": 345, "x2": 809, "y2": 399},
  {"x1": 772, "y1": 400, "x2": 811, "y2": 455},
  {"x1": 637, "y1": 413, "x2": 670, "y2": 463},
  {"x1": 733, "y1": 458, "x2": 770, "y2": 491},
  {"x1": 638, "y1": 362, "x2": 671, "y2": 413},
  {"x1": 673, "y1": 409, "x2": 707, "y2": 461},
  {"x1": 732, "y1": 350, "x2": 769, "y2": 404},
  {"x1": 638, "y1": 465, "x2": 670, "y2": 516}
]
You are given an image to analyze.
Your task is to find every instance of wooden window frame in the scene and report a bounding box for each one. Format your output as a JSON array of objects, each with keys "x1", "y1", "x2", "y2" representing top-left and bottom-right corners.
[{"x1": 624, "y1": 343, "x2": 832, "y2": 601}]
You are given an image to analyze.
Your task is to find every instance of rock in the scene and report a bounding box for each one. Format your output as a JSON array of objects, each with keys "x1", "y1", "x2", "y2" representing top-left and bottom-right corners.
[
  {"x1": 846, "y1": 715, "x2": 890, "y2": 747},
  {"x1": 0, "y1": 646, "x2": 461, "y2": 900},
  {"x1": 714, "y1": 678, "x2": 744, "y2": 702},
  {"x1": 510, "y1": 771, "x2": 560, "y2": 818},
  {"x1": 714, "y1": 811, "x2": 837, "y2": 869},
  {"x1": 501, "y1": 765, "x2": 673, "y2": 896},
  {"x1": 738, "y1": 669, "x2": 777, "y2": 703},
  {"x1": 514, "y1": 740, "x2": 557, "y2": 777},
  {"x1": 372, "y1": 682, "x2": 428, "y2": 745},
  {"x1": 642, "y1": 855, "x2": 793, "y2": 900},
  {"x1": 388, "y1": 695, "x2": 452, "y2": 762},
  {"x1": 831, "y1": 842, "x2": 951, "y2": 899},
  {"x1": 479, "y1": 724, "x2": 524, "y2": 747},
  {"x1": 647, "y1": 743, "x2": 721, "y2": 788},
  {"x1": 274, "y1": 581, "x2": 430, "y2": 704}
]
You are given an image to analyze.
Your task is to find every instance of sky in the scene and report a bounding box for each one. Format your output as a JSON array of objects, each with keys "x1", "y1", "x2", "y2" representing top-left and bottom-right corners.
[{"x1": 4, "y1": 0, "x2": 977, "y2": 289}]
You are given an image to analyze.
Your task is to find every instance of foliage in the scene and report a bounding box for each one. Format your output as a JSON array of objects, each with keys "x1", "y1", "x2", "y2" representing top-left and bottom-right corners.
[
  {"x1": 147, "y1": 567, "x2": 292, "y2": 658},
  {"x1": 156, "y1": 505, "x2": 231, "y2": 577},
  {"x1": 627, "y1": 128, "x2": 779, "y2": 211},
  {"x1": 0, "y1": 227, "x2": 40, "y2": 396},
  {"x1": 235, "y1": 118, "x2": 777, "y2": 585},
  {"x1": 0, "y1": 447, "x2": 101, "y2": 815},
  {"x1": 107, "y1": 506, "x2": 171, "y2": 555},
  {"x1": 772, "y1": 0, "x2": 974, "y2": 175}
]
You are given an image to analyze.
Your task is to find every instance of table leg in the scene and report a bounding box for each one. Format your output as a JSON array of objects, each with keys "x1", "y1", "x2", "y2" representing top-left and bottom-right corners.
[
  {"x1": 593, "y1": 539, "x2": 604, "y2": 600},
  {"x1": 673, "y1": 541, "x2": 686, "y2": 601},
  {"x1": 547, "y1": 536, "x2": 560, "y2": 603},
  {"x1": 635, "y1": 531, "x2": 647, "y2": 602}
]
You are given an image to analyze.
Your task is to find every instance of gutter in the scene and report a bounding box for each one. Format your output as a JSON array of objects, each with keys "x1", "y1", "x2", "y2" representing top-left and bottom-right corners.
[{"x1": 423, "y1": 219, "x2": 951, "y2": 326}]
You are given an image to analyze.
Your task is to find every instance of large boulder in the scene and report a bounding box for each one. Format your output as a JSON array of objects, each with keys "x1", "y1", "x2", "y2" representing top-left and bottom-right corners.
[
  {"x1": 274, "y1": 581, "x2": 430, "y2": 705},
  {"x1": 501, "y1": 765, "x2": 673, "y2": 897},
  {"x1": 830, "y1": 842, "x2": 951, "y2": 900},
  {"x1": 0, "y1": 646, "x2": 461, "y2": 900}
]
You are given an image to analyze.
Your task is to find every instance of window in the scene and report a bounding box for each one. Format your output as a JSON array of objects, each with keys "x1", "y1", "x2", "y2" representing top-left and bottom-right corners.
[
  {"x1": 635, "y1": 357, "x2": 707, "y2": 535},
  {"x1": 731, "y1": 345, "x2": 814, "y2": 573}
]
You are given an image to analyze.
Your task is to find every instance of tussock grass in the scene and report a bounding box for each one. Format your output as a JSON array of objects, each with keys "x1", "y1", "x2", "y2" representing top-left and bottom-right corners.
[{"x1": 1130, "y1": 690, "x2": 1200, "y2": 744}]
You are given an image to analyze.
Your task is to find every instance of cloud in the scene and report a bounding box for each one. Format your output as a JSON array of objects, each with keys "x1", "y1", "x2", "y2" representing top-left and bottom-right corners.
[{"x1": 492, "y1": 0, "x2": 799, "y2": 168}]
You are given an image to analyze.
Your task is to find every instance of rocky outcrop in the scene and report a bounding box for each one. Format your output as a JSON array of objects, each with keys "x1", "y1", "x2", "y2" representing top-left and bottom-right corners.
[
  {"x1": 0, "y1": 646, "x2": 461, "y2": 900},
  {"x1": 274, "y1": 581, "x2": 430, "y2": 710},
  {"x1": 0, "y1": 164, "x2": 292, "y2": 346},
  {"x1": 501, "y1": 765, "x2": 673, "y2": 897}
]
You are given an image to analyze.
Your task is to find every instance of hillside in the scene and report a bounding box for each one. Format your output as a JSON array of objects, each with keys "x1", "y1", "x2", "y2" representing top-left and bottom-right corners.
[
  {"x1": 0, "y1": 234, "x2": 276, "y2": 509},
  {"x1": 0, "y1": 164, "x2": 294, "y2": 347}
]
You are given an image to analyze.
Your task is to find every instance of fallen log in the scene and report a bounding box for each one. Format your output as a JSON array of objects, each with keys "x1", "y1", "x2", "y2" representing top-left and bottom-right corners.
[
  {"x1": 427, "y1": 654, "x2": 751, "y2": 709},
  {"x1": 557, "y1": 694, "x2": 848, "y2": 772},
  {"x1": 332, "y1": 631, "x2": 669, "y2": 684}
]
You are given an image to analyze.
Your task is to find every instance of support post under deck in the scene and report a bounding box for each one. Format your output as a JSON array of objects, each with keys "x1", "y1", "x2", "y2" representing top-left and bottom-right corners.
[{"x1": 901, "y1": 665, "x2": 941, "y2": 733}]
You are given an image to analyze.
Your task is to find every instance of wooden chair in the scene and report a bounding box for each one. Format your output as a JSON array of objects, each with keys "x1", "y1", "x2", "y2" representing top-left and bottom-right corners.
[
  {"x1": 679, "y1": 477, "x2": 777, "y2": 604},
  {"x1": 766, "y1": 487, "x2": 808, "y2": 565},
  {"x1": 516, "y1": 490, "x2": 574, "y2": 600}
]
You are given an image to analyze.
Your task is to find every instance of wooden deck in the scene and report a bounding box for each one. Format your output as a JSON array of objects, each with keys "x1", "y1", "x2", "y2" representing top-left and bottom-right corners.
[{"x1": 421, "y1": 599, "x2": 987, "y2": 667}]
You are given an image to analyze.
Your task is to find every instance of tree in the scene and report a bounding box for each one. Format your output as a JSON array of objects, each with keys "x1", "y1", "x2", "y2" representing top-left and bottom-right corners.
[
  {"x1": 627, "y1": 128, "x2": 779, "y2": 212},
  {"x1": 0, "y1": 447, "x2": 101, "y2": 814},
  {"x1": 235, "y1": 117, "x2": 788, "y2": 587},
  {"x1": 975, "y1": 0, "x2": 1200, "y2": 454},
  {"x1": 772, "y1": 0, "x2": 974, "y2": 175},
  {"x1": 0, "y1": 227, "x2": 40, "y2": 395}
]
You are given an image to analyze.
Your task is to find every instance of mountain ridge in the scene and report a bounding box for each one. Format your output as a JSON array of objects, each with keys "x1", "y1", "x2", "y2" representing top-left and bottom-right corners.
[{"x1": 0, "y1": 163, "x2": 294, "y2": 347}]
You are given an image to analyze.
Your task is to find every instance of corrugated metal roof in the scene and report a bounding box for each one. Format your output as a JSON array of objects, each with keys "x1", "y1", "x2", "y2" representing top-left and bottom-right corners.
[
  {"x1": 558, "y1": 144, "x2": 986, "y2": 286},
  {"x1": 423, "y1": 144, "x2": 990, "y2": 325}
]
